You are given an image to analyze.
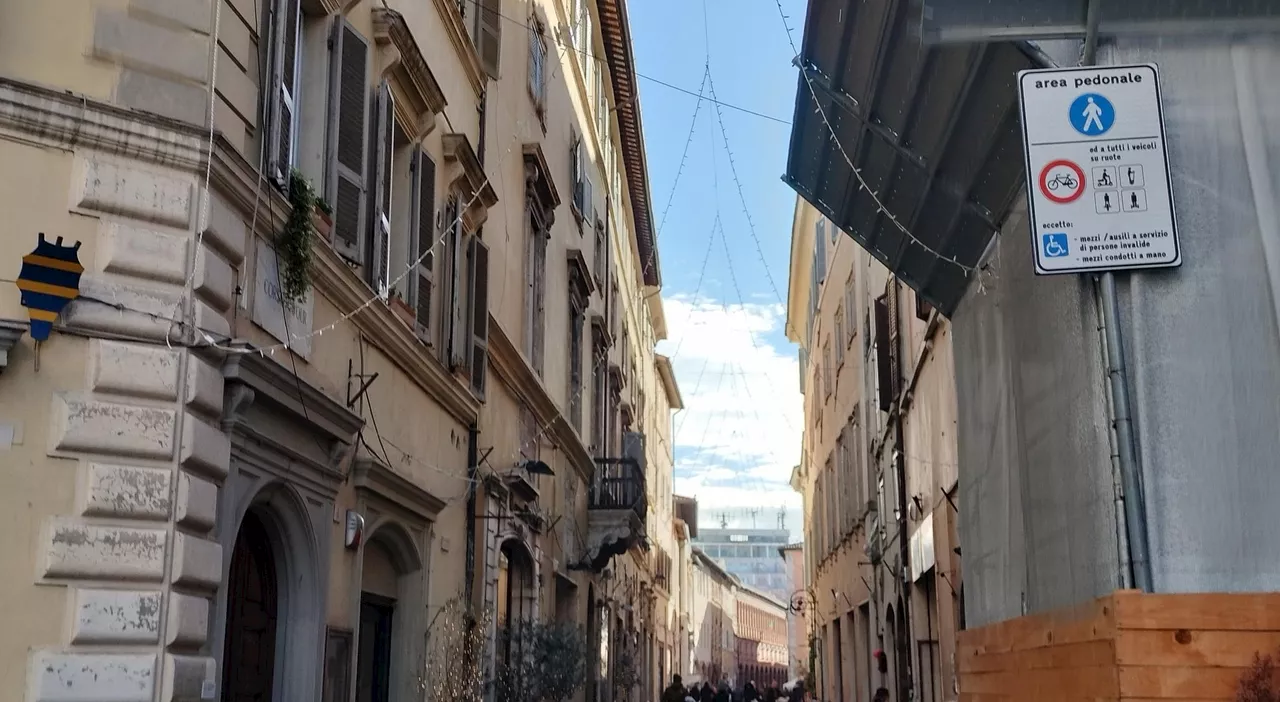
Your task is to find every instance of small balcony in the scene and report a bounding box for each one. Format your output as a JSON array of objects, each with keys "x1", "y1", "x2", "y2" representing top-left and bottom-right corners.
[{"x1": 583, "y1": 431, "x2": 648, "y2": 571}]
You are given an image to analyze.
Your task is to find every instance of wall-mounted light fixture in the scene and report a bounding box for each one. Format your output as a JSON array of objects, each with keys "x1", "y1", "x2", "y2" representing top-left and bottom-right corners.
[{"x1": 345, "y1": 510, "x2": 365, "y2": 549}]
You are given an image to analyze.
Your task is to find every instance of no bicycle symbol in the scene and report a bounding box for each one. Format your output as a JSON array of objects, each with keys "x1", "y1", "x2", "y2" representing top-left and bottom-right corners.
[{"x1": 1038, "y1": 159, "x2": 1085, "y2": 204}]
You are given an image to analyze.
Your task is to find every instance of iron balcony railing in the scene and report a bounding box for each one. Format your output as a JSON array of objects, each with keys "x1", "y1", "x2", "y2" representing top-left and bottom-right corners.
[{"x1": 589, "y1": 456, "x2": 646, "y2": 519}]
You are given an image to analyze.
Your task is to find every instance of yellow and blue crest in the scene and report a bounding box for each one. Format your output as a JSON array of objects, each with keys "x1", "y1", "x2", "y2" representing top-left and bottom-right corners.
[{"x1": 17, "y1": 233, "x2": 83, "y2": 340}]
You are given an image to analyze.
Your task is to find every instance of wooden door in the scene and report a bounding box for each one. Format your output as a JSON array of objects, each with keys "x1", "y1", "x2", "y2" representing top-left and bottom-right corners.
[
  {"x1": 223, "y1": 511, "x2": 279, "y2": 702},
  {"x1": 356, "y1": 594, "x2": 395, "y2": 702}
]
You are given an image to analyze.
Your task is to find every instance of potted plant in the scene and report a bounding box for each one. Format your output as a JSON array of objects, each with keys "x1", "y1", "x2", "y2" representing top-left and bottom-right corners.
[
  {"x1": 280, "y1": 170, "x2": 319, "y2": 302},
  {"x1": 312, "y1": 197, "x2": 333, "y2": 243},
  {"x1": 390, "y1": 288, "x2": 415, "y2": 328}
]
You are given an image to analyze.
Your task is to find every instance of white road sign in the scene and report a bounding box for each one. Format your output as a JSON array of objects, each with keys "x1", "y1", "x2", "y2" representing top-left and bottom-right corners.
[{"x1": 1017, "y1": 63, "x2": 1180, "y2": 275}]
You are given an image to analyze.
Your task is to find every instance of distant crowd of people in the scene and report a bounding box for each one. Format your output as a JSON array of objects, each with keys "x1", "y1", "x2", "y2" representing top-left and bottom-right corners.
[
  {"x1": 661, "y1": 674, "x2": 891, "y2": 702},
  {"x1": 660, "y1": 675, "x2": 804, "y2": 702}
]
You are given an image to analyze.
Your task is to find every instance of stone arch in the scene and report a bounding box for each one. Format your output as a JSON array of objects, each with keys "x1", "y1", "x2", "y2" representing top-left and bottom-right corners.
[
  {"x1": 366, "y1": 517, "x2": 425, "y2": 575},
  {"x1": 220, "y1": 480, "x2": 325, "y2": 702},
  {"x1": 358, "y1": 515, "x2": 429, "y2": 702}
]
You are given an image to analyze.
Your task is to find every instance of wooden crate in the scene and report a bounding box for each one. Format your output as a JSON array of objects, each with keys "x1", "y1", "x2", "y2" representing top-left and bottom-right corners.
[{"x1": 957, "y1": 590, "x2": 1280, "y2": 701}]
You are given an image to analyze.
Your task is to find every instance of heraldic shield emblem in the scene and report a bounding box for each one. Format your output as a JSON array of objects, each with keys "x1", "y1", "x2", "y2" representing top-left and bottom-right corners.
[{"x1": 17, "y1": 233, "x2": 83, "y2": 341}]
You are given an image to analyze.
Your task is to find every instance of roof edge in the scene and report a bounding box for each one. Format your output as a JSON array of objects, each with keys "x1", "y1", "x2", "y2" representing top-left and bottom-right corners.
[{"x1": 599, "y1": 0, "x2": 660, "y2": 288}]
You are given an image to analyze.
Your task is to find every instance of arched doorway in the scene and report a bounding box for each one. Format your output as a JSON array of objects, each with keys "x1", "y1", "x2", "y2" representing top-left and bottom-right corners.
[
  {"x1": 356, "y1": 522, "x2": 426, "y2": 702},
  {"x1": 357, "y1": 541, "x2": 398, "y2": 702},
  {"x1": 496, "y1": 540, "x2": 536, "y2": 702},
  {"x1": 222, "y1": 510, "x2": 279, "y2": 702}
]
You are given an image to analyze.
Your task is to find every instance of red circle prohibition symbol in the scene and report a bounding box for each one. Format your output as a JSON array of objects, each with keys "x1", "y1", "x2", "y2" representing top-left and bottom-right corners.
[{"x1": 1038, "y1": 159, "x2": 1086, "y2": 204}]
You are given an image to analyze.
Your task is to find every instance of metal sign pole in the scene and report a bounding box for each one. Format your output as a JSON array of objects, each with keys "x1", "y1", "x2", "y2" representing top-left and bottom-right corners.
[{"x1": 1082, "y1": 0, "x2": 1153, "y2": 594}]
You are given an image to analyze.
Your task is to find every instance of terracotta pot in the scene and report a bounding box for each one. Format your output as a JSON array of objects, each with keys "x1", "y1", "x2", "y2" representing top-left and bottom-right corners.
[
  {"x1": 312, "y1": 208, "x2": 333, "y2": 242},
  {"x1": 389, "y1": 296, "x2": 415, "y2": 328}
]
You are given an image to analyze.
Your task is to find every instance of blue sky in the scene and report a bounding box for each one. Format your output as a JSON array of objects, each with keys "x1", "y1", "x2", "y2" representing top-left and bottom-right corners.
[{"x1": 629, "y1": 0, "x2": 809, "y2": 540}]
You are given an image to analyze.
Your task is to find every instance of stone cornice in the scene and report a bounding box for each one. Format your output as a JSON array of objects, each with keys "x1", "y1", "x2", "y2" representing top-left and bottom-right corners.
[
  {"x1": 428, "y1": 0, "x2": 487, "y2": 99},
  {"x1": 487, "y1": 316, "x2": 594, "y2": 483},
  {"x1": 352, "y1": 456, "x2": 449, "y2": 522},
  {"x1": 224, "y1": 350, "x2": 366, "y2": 444},
  {"x1": 523, "y1": 142, "x2": 561, "y2": 210},
  {"x1": 0, "y1": 77, "x2": 207, "y2": 173},
  {"x1": 373, "y1": 8, "x2": 448, "y2": 139},
  {"x1": 443, "y1": 133, "x2": 498, "y2": 208},
  {"x1": 567, "y1": 249, "x2": 596, "y2": 299}
]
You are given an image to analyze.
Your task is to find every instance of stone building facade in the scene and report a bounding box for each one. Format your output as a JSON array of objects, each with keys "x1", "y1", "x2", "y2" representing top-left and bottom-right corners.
[
  {"x1": 785, "y1": 198, "x2": 963, "y2": 702},
  {"x1": 0, "y1": 0, "x2": 680, "y2": 700}
]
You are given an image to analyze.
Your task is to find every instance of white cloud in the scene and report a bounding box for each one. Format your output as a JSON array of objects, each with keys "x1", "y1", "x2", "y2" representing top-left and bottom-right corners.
[{"x1": 657, "y1": 294, "x2": 804, "y2": 539}]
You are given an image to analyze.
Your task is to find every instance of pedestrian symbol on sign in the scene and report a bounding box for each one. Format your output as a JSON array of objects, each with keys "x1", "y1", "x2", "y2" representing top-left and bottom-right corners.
[{"x1": 1069, "y1": 93, "x2": 1115, "y2": 136}]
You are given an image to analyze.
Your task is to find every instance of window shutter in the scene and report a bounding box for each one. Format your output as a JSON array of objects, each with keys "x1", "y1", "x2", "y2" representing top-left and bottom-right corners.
[
  {"x1": 475, "y1": 0, "x2": 501, "y2": 79},
  {"x1": 412, "y1": 150, "x2": 437, "y2": 340},
  {"x1": 596, "y1": 64, "x2": 608, "y2": 138},
  {"x1": 570, "y1": 135, "x2": 583, "y2": 214},
  {"x1": 367, "y1": 80, "x2": 393, "y2": 298},
  {"x1": 579, "y1": 3, "x2": 591, "y2": 61},
  {"x1": 265, "y1": 0, "x2": 301, "y2": 185},
  {"x1": 527, "y1": 24, "x2": 543, "y2": 105},
  {"x1": 326, "y1": 19, "x2": 369, "y2": 263},
  {"x1": 815, "y1": 230, "x2": 827, "y2": 283},
  {"x1": 467, "y1": 236, "x2": 490, "y2": 397},
  {"x1": 447, "y1": 197, "x2": 466, "y2": 369},
  {"x1": 874, "y1": 294, "x2": 892, "y2": 412},
  {"x1": 532, "y1": 231, "x2": 546, "y2": 374}
]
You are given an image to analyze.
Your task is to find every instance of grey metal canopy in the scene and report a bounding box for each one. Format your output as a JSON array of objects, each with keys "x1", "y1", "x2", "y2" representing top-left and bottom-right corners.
[
  {"x1": 920, "y1": 0, "x2": 1280, "y2": 44},
  {"x1": 783, "y1": 0, "x2": 1050, "y2": 316}
]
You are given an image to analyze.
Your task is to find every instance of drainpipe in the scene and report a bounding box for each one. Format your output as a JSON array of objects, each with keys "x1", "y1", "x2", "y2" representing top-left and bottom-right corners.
[
  {"x1": 1081, "y1": 0, "x2": 1153, "y2": 593},
  {"x1": 891, "y1": 281, "x2": 914, "y2": 702},
  {"x1": 466, "y1": 422, "x2": 479, "y2": 607},
  {"x1": 1095, "y1": 281, "x2": 1133, "y2": 590}
]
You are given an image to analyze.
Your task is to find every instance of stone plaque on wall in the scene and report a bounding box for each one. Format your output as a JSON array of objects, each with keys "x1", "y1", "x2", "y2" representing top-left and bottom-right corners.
[{"x1": 252, "y1": 238, "x2": 314, "y2": 358}]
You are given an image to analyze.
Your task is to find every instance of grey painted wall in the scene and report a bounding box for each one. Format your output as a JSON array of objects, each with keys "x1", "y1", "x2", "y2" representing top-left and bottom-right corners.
[{"x1": 954, "y1": 32, "x2": 1280, "y2": 628}]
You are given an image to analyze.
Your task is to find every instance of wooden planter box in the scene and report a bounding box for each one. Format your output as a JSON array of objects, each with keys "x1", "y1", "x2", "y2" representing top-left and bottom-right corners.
[{"x1": 959, "y1": 590, "x2": 1280, "y2": 701}]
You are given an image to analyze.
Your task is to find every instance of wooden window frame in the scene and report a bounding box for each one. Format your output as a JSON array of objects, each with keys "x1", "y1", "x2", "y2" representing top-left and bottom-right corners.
[{"x1": 264, "y1": 0, "x2": 303, "y2": 189}]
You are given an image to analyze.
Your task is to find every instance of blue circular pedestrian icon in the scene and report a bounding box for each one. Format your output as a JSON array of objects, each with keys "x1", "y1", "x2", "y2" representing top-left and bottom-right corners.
[{"x1": 1069, "y1": 93, "x2": 1115, "y2": 136}]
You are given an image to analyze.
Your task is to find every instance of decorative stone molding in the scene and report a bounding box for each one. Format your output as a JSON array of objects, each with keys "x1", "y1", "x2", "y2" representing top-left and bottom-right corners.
[
  {"x1": 486, "y1": 317, "x2": 594, "y2": 482},
  {"x1": 583, "y1": 511, "x2": 643, "y2": 572},
  {"x1": 373, "y1": 8, "x2": 448, "y2": 139},
  {"x1": 223, "y1": 352, "x2": 363, "y2": 444},
  {"x1": 221, "y1": 350, "x2": 363, "y2": 482},
  {"x1": 590, "y1": 313, "x2": 613, "y2": 348},
  {"x1": 0, "y1": 319, "x2": 28, "y2": 371},
  {"x1": 522, "y1": 143, "x2": 561, "y2": 211},
  {"x1": 442, "y1": 132, "x2": 499, "y2": 228},
  {"x1": 567, "y1": 249, "x2": 596, "y2": 300},
  {"x1": 352, "y1": 456, "x2": 448, "y2": 523},
  {"x1": 0, "y1": 77, "x2": 208, "y2": 174}
]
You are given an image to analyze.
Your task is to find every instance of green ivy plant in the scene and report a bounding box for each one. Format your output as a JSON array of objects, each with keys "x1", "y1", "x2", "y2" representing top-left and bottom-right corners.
[{"x1": 280, "y1": 169, "x2": 319, "y2": 302}]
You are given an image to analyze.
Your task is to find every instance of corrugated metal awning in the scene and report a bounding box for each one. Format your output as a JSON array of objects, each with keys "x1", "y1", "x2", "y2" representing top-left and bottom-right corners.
[{"x1": 783, "y1": 0, "x2": 1048, "y2": 315}]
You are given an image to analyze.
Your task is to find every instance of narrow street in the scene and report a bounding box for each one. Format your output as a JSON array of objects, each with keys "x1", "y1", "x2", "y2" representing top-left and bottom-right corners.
[{"x1": 0, "y1": 1, "x2": 1276, "y2": 701}]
